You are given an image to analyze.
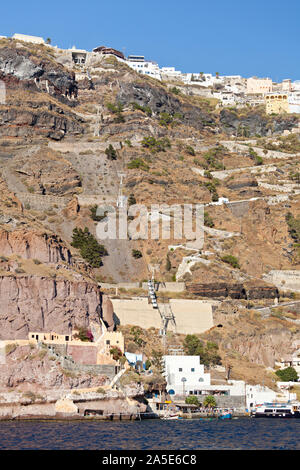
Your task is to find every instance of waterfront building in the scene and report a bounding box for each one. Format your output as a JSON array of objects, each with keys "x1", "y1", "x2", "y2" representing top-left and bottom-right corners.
[{"x1": 162, "y1": 355, "x2": 210, "y2": 396}]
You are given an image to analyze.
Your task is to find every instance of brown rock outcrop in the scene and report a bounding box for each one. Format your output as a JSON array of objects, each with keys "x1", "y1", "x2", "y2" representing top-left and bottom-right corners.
[
  {"x1": 0, "y1": 229, "x2": 72, "y2": 264},
  {"x1": 186, "y1": 281, "x2": 278, "y2": 300},
  {"x1": 0, "y1": 275, "x2": 105, "y2": 339},
  {"x1": 101, "y1": 294, "x2": 115, "y2": 331}
]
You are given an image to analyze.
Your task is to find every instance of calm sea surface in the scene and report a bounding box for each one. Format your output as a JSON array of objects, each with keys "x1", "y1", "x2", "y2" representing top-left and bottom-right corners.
[{"x1": 0, "y1": 418, "x2": 299, "y2": 450}]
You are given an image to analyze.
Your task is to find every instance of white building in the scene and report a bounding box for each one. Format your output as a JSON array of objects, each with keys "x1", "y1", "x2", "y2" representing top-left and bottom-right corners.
[
  {"x1": 160, "y1": 67, "x2": 183, "y2": 81},
  {"x1": 12, "y1": 33, "x2": 45, "y2": 45},
  {"x1": 162, "y1": 355, "x2": 210, "y2": 396},
  {"x1": 246, "y1": 76, "x2": 273, "y2": 94},
  {"x1": 292, "y1": 80, "x2": 300, "y2": 91},
  {"x1": 288, "y1": 92, "x2": 300, "y2": 114},
  {"x1": 182, "y1": 73, "x2": 215, "y2": 87},
  {"x1": 126, "y1": 55, "x2": 161, "y2": 81},
  {"x1": 246, "y1": 384, "x2": 277, "y2": 409}
]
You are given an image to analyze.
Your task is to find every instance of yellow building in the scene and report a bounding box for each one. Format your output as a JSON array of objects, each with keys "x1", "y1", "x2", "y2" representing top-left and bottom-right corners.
[{"x1": 265, "y1": 93, "x2": 289, "y2": 114}]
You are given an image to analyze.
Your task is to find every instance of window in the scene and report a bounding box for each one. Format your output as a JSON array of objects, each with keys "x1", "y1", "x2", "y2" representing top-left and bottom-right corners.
[
  {"x1": 179, "y1": 368, "x2": 182, "y2": 372},
  {"x1": 106, "y1": 340, "x2": 110, "y2": 345},
  {"x1": 191, "y1": 368, "x2": 195, "y2": 372}
]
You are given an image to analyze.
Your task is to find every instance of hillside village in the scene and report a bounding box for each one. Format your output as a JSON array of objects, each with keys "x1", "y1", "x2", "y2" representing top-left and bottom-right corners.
[{"x1": 0, "y1": 32, "x2": 299, "y2": 419}]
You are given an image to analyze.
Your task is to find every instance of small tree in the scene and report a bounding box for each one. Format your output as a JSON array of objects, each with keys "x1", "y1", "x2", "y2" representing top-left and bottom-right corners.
[
  {"x1": 132, "y1": 249, "x2": 142, "y2": 259},
  {"x1": 203, "y1": 395, "x2": 217, "y2": 408},
  {"x1": 105, "y1": 144, "x2": 117, "y2": 160},
  {"x1": 109, "y1": 346, "x2": 123, "y2": 361},
  {"x1": 185, "y1": 395, "x2": 199, "y2": 406},
  {"x1": 275, "y1": 367, "x2": 298, "y2": 382}
]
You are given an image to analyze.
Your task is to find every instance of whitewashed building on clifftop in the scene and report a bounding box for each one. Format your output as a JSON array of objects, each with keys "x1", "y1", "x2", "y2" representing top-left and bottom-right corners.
[
  {"x1": 126, "y1": 55, "x2": 161, "y2": 80},
  {"x1": 12, "y1": 33, "x2": 45, "y2": 45}
]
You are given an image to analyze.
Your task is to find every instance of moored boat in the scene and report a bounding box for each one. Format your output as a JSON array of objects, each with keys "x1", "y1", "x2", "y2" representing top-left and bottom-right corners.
[
  {"x1": 251, "y1": 402, "x2": 300, "y2": 418},
  {"x1": 218, "y1": 412, "x2": 232, "y2": 420}
]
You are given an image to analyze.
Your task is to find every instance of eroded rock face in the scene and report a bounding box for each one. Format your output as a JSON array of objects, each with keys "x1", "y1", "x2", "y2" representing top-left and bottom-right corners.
[
  {"x1": 101, "y1": 295, "x2": 115, "y2": 331},
  {"x1": 0, "y1": 106, "x2": 83, "y2": 140},
  {"x1": 0, "y1": 47, "x2": 78, "y2": 98},
  {"x1": 117, "y1": 81, "x2": 216, "y2": 131},
  {"x1": 186, "y1": 281, "x2": 278, "y2": 299},
  {"x1": 12, "y1": 149, "x2": 82, "y2": 195},
  {"x1": 0, "y1": 345, "x2": 108, "y2": 390},
  {"x1": 0, "y1": 275, "x2": 104, "y2": 339},
  {"x1": 0, "y1": 229, "x2": 72, "y2": 264},
  {"x1": 220, "y1": 108, "x2": 298, "y2": 136}
]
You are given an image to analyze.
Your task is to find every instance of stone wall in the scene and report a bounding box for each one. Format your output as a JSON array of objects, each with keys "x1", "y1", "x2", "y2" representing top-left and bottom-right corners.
[
  {"x1": 197, "y1": 395, "x2": 246, "y2": 409},
  {"x1": 67, "y1": 344, "x2": 98, "y2": 365},
  {"x1": 111, "y1": 298, "x2": 213, "y2": 334},
  {"x1": 16, "y1": 192, "x2": 70, "y2": 210}
]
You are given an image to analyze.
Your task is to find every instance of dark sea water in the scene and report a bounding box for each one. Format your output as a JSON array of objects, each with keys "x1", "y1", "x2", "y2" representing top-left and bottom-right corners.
[{"x1": 0, "y1": 418, "x2": 299, "y2": 450}]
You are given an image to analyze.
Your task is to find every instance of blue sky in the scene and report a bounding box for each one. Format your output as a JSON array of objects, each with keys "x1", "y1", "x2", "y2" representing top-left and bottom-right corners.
[{"x1": 1, "y1": 0, "x2": 299, "y2": 81}]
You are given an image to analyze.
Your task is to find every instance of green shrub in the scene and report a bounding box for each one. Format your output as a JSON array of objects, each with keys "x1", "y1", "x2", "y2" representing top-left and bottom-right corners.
[
  {"x1": 127, "y1": 158, "x2": 149, "y2": 170},
  {"x1": 105, "y1": 144, "x2": 117, "y2": 160},
  {"x1": 141, "y1": 136, "x2": 171, "y2": 153},
  {"x1": 170, "y1": 87, "x2": 181, "y2": 95},
  {"x1": 275, "y1": 367, "x2": 298, "y2": 382},
  {"x1": 132, "y1": 249, "x2": 143, "y2": 259},
  {"x1": 204, "y1": 212, "x2": 214, "y2": 228},
  {"x1": 185, "y1": 145, "x2": 195, "y2": 156},
  {"x1": 71, "y1": 227, "x2": 108, "y2": 267},
  {"x1": 183, "y1": 335, "x2": 221, "y2": 367},
  {"x1": 185, "y1": 395, "x2": 199, "y2": 406},
  {"x1": 221, "y1": 254, "x2": 240, "y2": 269},
  {"x1": 131, "y1": 102, "x2": 152, "y2": 116}
]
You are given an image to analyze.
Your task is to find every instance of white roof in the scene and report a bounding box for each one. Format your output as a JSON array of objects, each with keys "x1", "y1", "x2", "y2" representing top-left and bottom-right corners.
[{"x1": 12, "y1": 33, "x2": 45, "y2": 44}]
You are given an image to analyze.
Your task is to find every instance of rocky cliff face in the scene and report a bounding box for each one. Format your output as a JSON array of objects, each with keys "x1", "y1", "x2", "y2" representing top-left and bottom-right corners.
[
  {"x1": 0, "y1": 345, "x2": 108, "y2": 390},
  {"x1": 220, "y1": 108, "x2": 298, "y2": 136},
  {"x1": 0, "y1": 229, "x2": 72, "y2": 264},
  {"x1": 0, "y1": 276, "x2": 103, "y2": 339},
  {"x1": 117, "y1": 80, "x2": 216, "y2": 131},
  {"x1": 186, "y1": 281, "x2": 278, "y2": 300},
  {"x1": 0, "y1": 46, "x2": 78, "y2": 99},
  {"x1": 0, "y1": 45, "x2": 84, "y2": 140}
]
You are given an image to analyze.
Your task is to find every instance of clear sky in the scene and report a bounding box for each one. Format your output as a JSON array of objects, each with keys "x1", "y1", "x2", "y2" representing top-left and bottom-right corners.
[{"x1": 1, "y1": 0, "x2": 299, "y2": 81}]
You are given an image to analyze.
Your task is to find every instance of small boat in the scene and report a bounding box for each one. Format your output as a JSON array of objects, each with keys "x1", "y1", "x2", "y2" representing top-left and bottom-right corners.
[
  {"x1": 218, "y1": 412, "x2": 232, "y2": 420},
  {"x1": 161, "y1": 414, "x2": 180, "y2": 420},
  {"x1": 251, "y1": 402, "x2": 300, "y2": 418}
]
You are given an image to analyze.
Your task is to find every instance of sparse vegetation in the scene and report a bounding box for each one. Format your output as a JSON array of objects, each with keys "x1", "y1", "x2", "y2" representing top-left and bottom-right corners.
[
  {"x1": 105, "y1": 144, "x2": 118, "y2": 160},
  {"x1": 183, "y1": 335, "x2": 222, "y2": 367},
  {"x1": 132, "y1": 249, "x2": 143, "y2": 259},
  {"x1": 221, "y1": 254, "x2": 240, "y2": 269},
  {"x1": 141, "y1": 136, "x2": 171, "y2": 153},
  {"x1": 71, "y1": 227, "x2": 108, "y2": 267}
]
